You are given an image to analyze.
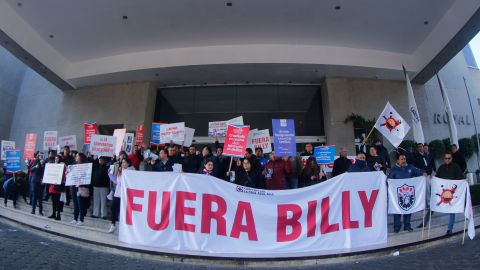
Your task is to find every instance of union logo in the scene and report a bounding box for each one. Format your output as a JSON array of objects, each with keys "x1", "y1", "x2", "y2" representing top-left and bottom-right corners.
[
  {"x1": 397, "y1": 184, "x2": 415, "y2": 211},
  {"x1": 436, "y1": 184, "x2": 457, "y2": 206},
  {"x1": 381, "y1": 112, "x2": 402, "y2": 132}
]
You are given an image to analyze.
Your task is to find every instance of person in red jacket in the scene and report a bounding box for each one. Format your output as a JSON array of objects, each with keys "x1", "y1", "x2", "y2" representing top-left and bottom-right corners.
[
  {"x1": 264, "y1": 151, "x2": 292, "y2": 190},
  {"x1": 128, "y1": 145, "x2": 141, "y2": 170}
]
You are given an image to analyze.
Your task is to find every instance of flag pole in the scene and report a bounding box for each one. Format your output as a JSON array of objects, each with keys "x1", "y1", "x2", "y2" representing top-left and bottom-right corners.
[
  {"x1": 362, "y1": 126, "x2": 375, "y2": 145},
  {"x1": 427, "y1": 207, "x2": 432, "y2": 238},
  {"x1": 228, "y1": 156, "x2": 233, "y2": 172},
  {"x1": 421, "y1": 207, "x2": 426, "y2": 240},
  {"x1": 462, "y1": 213, "x2": 467, "y2": 245}
]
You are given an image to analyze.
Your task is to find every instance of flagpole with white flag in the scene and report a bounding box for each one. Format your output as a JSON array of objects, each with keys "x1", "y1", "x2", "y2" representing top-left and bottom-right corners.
[
  {"x1": 374, "y1": 102, "x2": 410, "y2": 148},
  {"x1": 436, "y1": 72, "x2": 459, "y2": 148},
  {"x1": 403, "y1": 65, "x2": 425, "y2": 144}
]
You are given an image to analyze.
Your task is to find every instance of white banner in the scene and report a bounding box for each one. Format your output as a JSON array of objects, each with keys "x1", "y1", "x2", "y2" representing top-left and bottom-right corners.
[
  {"x1": 43, "y1": 131, "x2": 58, "y2": 151},
  {"x1": 430, "y1": 177, "x2": 467, "y2": 214},
  {"x1": 59, "y1": 135, "x2": 77, "y2": 151},
  {"x1": 90, "y1": 135, "x2": 116, "y2": 158},
  {"x1": 1, "y1": 140, "x2": 15, "y2": 161},
  {"x1": 66, "y1": 163, "x2": 93, "y2": 186},
  {"x1": 387, "y1": 176, "x2": 426, "y2": 214},
  {"x1": 119, "y1": 171, "x2": 387, "y2": 258},
  {"x1": 374, "y1": 102, "x2": 410, "y2": 148},
  {"x1": 43, "y1": 163, "x2": 65, "y2": 185},
  {"x1": 160, "y1": 122, "x2": 185, "y2": 143}
]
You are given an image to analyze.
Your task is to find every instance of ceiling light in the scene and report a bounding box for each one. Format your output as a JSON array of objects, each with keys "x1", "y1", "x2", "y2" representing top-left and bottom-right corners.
[
  {"x1": 334, "y1": 6, "x2": 341, "y2": 10},
  {"x1": 424, "y1": 21, "x2": 429, "y2": 25},
  {"x1": 123, "y1": 15, "x2": 128, "y2": 20},
  {"x1": 17, "y1": 2, "x2": 22, "y2": 7},
  {"x1": 155, "y1": 73, "x2": 159, "y2": 77},
  {"x1": 226, "y1": 2, "x2": 233, "y2": 7},
  {"x1": 49, "y1": 34, "x2": 54, "y2": 39}
]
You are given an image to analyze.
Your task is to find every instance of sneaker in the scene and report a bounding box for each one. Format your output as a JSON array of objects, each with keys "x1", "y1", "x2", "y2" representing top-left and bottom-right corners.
[
  {"x1": 394, "y1": 228, "x2": 400, "y2": 233},
  {"x1": 108, "y1": 225, "x2": 116, "y2": 233},
  {"x1": 446, "y1": 230, "x2": 452, "y2": 235},
  {"x1": 106, "y1": 191, "x2": 114, "y2": 201},
  {"x1": 70, "y1": 220, "x2": 77, "y2": 224},
  {"x1": 76, "y1": 221, "x2": 84, "y2": 226}
]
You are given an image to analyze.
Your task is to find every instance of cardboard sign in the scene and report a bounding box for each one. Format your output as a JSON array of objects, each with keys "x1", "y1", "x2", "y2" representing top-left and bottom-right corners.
[
  {"x1": 272, "y1": 119, "x2": 296, "y2": 157},
  {"x1": 23, "y1": 133, "x2": 37, "y2": 160},
  {"x1": 314, "y1": 145, "x2": 336, "y2": 165},
  {"x1": 43, "y1": 131, "x2": 58, "y2": 150},
  {"x1": 5, "y1": 149, "x2": 21, "y2": 173},
  {"x1": 223, "y1": 125, "x2": 250, "y2": 157},
  {"x1": 208, "y1": 116, "x2": 244, "y2": 137},
  {"x1": 123, "y1": 133, "x2": 135, "y2": 154},
  {"x1": 66, "y1": 163, "x2": 93, "y2": 186},
  {"x1": 249, "y1": 129, "x2": 272, "y2": 153},
  {"x1": 43, "y1": 163, "x2": 65, "y2": 184},
  {"x1": 160, "y1": 122, "x2": 185, "y2": 143},
  {"x1": 90, "y1": 135, "x2": 116, "y2": 157},
  {"x1": 1, "y1": 140, "x2": 15, "y2": 161},
  {"x1": 135, "y1": 124, "x2": 144, "y2": 145},
  {"x1": 113, "y1": 129, "x2": 126, "y2": 156},
  {"x1": 173, "y1": 127, "x2": 195, "y2": 147},
  {"x1": 59, "y1": 135, "x2": 77, "y2": 151},
  {"x1": 150, "y1": 123, "x2": 162, "y2": 145},
  {"x1": 83, "y1": 123, "x2": 97, "y2": 144}
]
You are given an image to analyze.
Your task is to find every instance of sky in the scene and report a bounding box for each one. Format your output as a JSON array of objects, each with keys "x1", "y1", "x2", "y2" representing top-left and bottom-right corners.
[{"x1": 469, "y1": 32, "x2": 480, "y2": 66}]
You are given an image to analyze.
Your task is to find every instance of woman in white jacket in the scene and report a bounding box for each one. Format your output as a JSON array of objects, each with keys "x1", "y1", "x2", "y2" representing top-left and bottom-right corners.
[{"x1": 108, "y1": 157, "x2": 134, "y2": 233}]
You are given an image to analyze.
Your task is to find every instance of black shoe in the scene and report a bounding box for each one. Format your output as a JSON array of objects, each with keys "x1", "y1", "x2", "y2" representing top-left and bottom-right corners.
[
  {"x1": 31, "y1": 210, "x2": 35, "y2": 215},
  {"x1": 48, "y1": 214, "x2": 55, "y2": 219},
  {"x1": 39, "y1": 212, "x2": 44, "y2": 216},
  {"x1": 446, "y1": 230, "x2": 452, "y2": 235},
  {"x1": 4, "y1": 202, "x2": 6, "y2": 207},
  {"x1": 416, "y1": 223, "x2": 423, "y2": 228},
  {"x1": 55, "y1": 214, "x2": 61, "y2": 221},
  {"x1": 394, "y1": 228, "x2": 400, "y2": 233},
  {"x1": 404, "y1": 228, "x2": 413, "y2": 232}
]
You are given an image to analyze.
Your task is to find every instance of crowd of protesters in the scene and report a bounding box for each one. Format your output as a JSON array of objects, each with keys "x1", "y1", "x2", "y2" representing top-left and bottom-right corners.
[{"x1": 0, "y1": 138, "x2": 469, "y2": 235}]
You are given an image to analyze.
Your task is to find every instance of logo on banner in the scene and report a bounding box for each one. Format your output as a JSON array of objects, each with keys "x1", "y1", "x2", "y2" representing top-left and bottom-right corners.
[
  {"x1": 435, "y1": 184, "x2": 458, "y2": 206},
  {"x1": 397, "y1": 184, "x2": 415, "y2": 211},
  {"x1": 381, "y1": 112, "x2": 403, "y2": 132}
]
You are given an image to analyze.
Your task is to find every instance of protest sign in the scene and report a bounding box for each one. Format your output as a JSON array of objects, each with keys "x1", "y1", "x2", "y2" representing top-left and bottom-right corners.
[
  {"x1": 43, "y1": 131, "x2": 58, "y2": 150},
  {"x1": 208, "y1": 116, "x2": 244, "y2": 137},
  {"x1": 272, "y1": 119, "x2": 296, "y2": 157},
  {"x1": 5, "y1": 149, "x2": 21, "y2": 173},
  {"x1": 113, "y1": 129, "x2": 126, "y2": 156},
  {"x1": 249, "y1": 129, "x2": 272, "y2": 153},
  {"x1": 123, "y1": 133, "x2": 135, "y2": 154},
  {"x1": 83, "y1": 123, "x2": 97, "y2": 144},
  {"x1": 160, "y1": 122, "x2": 185, "y2": 143},
  {"x1": 43, "y1": 163, "x2": 65, "y2": 185},
  {"x1": 150, "y1": 123, "x2": 162, "y2": 145},
  {"x1": 90, "y1": 135, "x2": 116, "y2": 157},
  {"x1": 1, "y1": 140, "x2": 15, "y2": 161},
  {"x1": 66, "y1": 163, "x2": 93, "y2": 186},
  {"x1": 313, "y1": 145, "x2": 336, "y2": 165},
  {"x1": 135, "y1": 124, "x2": 144, "y2": 145},
  {"x1": 223, "y1": 125, "x2": 250, "y2": 157},
  {"x1": 23, "y1": 133, "x2": 37, "y2": 160},
  {"x1": 59, "y1": 135, "x2": 77, "y2": 151}
]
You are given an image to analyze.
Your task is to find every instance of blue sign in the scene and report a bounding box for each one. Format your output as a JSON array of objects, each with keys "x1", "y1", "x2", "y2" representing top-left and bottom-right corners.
[
  {"x1": 272, "y1": 119, "x2": 296, "y2": 157},
  {"x1": 150, "y1": 123, "x2": 161, "y2": 145},
  {"x1": 5, "y1": 149, "x2": 22, "y2": 173},
  {"x1": 314, "y1": 145, "x2": 336, "y2": 164}
]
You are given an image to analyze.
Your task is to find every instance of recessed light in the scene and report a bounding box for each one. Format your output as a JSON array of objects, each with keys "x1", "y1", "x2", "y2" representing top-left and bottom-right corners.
[
  {"x1": 226, "y1": 2, "x2": 233, "y2": 7},
  {"x1": 17, "y1": 2, "x2": 22, "y2": 7},
  {"x1": 49, "y1": 34, "x2": 54, "y2": 39},
  {"x1": 334, "y1": 6, "x2": 341, "y2": 10},
  {"x1": 424, "y1": 21, "x2": 429, "y2": 25},
  {"x1": 154, "y1": 73, "x2": 159, "y2": 77},
  {"x1": 123, "y1": 15, "x2": 128, "y2": 20}
]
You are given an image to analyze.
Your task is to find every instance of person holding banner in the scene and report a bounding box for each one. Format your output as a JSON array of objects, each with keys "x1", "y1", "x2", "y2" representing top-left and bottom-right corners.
[
  {"x1": 183, "y1": 146, "x2": 201, "y2": 173},
  {"x1": 299, "y1": 157, "x2": 326, "y2": 187},
  {"x1": 427, "y1": 152, "x2": 464, "y2": 235},
  {"x1": 48, "y1": 155, "x2": 66, "y2": 220},
  {"x1": 91, "y1": 156, "x2": 110, "y2": 219},
  {"x1": 348, "y1": 152, "x2": 370, "y2": 173},
  {"x1": 108, "y1": 158, "x2": 135, "y2": 233},
  {"x1": 29, "y1": 155, "x2": 45, "y2": 216},
  {"x1": 367, "y1": 146, "x2": 387, "y2": 173},
  {"x1": 389, "y1": 153, "x2": 426, "y2": 233},
  {"x1": 70, "y1": 153, "x2": 91, "y2": 226},
  {"x1": 264, "y1": 151, "x2": 292, "y2": 190},
  {"x1": 233, "y1": 158, "x2": 262, "y2": 188}
]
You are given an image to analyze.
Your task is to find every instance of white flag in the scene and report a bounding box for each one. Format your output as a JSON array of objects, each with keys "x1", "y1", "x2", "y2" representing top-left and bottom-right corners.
[
  {"x1": 436, "y1": 73, "x2": 459, "y2": 148},
  {"x1": 388, "y1": 176, "x2": 426, "y2": 214},
  {"x1": 404, "y1": 66, "x2": 425, "y2": 144},
  {"x1": 465, "y1": 185, "x2": 476, "y2": 239},
  {"x1": 374, "y1": 102, "x2": 410, "y2": 148}
]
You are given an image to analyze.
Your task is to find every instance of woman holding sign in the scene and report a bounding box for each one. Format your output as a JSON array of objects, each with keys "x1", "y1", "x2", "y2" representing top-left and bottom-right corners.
[
  {"x1": 108, "y1": 158, "x2": 134, "y2": 233},
  {"x1": 300, "y1": 157, "x2": 326, "y2": 187},
  {"x1": 48, "y1": 155, "x2": 66, "y2": 220},
  {"x1": 70, "y1": 153, "x2": 90, "y2": 226}
]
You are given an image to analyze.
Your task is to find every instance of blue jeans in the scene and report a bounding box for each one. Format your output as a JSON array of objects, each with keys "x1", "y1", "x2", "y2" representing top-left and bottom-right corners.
[
  {"x1": 31, "y1": 181, "x2": 43, "y2": 214},
  {"x1": 71, "y1": 186, "x2": 88, "y2": 222},
  {"x1": 393, "y1": 214, "x2": 411, "y2": 230},
  {"x1": 447, "y1": 213, "x2": 456, "y2": 231}
]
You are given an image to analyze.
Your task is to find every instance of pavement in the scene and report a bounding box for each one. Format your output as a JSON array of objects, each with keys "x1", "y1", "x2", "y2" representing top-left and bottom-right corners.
[{"x1": 0, "y1": 218, "x2": 479, "y2": 270}]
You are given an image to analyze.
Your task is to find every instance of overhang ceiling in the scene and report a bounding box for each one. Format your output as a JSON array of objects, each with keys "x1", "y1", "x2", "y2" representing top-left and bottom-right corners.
[{"x1": 0, "y1": 0, "x2": 479, "y2": 89}]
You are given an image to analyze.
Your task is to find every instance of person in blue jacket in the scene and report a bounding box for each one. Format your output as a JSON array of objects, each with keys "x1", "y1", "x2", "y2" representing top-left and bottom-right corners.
[
  {"x1": 348, "y1": 152, "x2": 370, "y2": 173},
  {"x1": 389, "y1": 153, "x2": 426, "y2": 233}
]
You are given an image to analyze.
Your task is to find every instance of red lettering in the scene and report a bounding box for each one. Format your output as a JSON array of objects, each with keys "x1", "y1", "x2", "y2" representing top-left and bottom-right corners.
[
  {"x1": 320, "y1": 197, "x2": 339, "y2": 234},
  {"x1": 147, "y1": 191, "x2": 170, "y2": 231},
  {"x1": 230, "y1": 201, "x2": 258, "y2": 241},
  {"x1": 358, "y1": 190, "x2": 379, "y2": 228},
  {"x1": 307, "y1": 200, "x2": 317, "y2": 237},
  {"x1": 175, "y1": 191, "x2": 196, "y2": 232},
  {"x1": 201, "y1": 194, "x2": 227, "y2": 236},
  {"x1": 277, "y1": 204, "x2": 302, "y2": 242},
  {"x1": 341, "y1": 191, "x2": 359, "y2": 229},
  {"x1": 126, "y1": 188, "x2": 144, "y2": 225}
]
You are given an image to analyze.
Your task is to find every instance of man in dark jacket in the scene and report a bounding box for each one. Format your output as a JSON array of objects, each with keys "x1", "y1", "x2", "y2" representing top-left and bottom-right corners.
[
  {"x1": 300, "y1": 143, "x2": 313, "y2": 157},
  {"x1": 389, "y1": 153, "x2": 425, "y2": 233},
  {"x1": 332, "y1": 147, "x2": 352, "y2": 177},
  {"x1": 348, "y1": 152, "x2": 370, "y2": 172},
  {"x1": 367, "y1": 146, "x2": 386, "y2": 173},
  {"x1": 152, "y1": 149, "x2": 174, "y2": 172},
  {"x1": 413, "y1": 143, "x2": 434, "y2": 175},
  {"x1": 451, "y1": 144, "x2": 467, "y2": 173},
  {"x1": 91, "y1": 157, "x2": 110, "y2": 219},
  {"x1": 183, "y1": 146, "x2": 202, "y2": 173},
  {"x1": 374, "y1": 139, "x2": 391, "y2": 168}
]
